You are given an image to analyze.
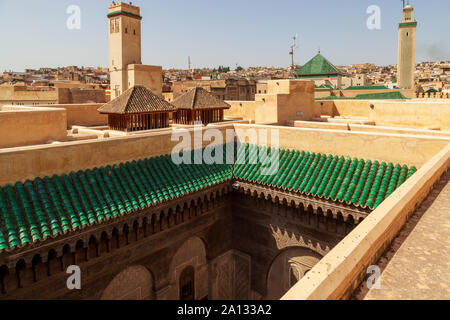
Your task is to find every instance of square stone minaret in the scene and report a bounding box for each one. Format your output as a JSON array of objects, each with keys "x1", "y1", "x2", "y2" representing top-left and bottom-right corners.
[
  {"x1": 107, "y1": 2, "x2": 162, "y2": 99},
  {"x1": 397, "y1": 5, "x2": 417, "y2": 90}
]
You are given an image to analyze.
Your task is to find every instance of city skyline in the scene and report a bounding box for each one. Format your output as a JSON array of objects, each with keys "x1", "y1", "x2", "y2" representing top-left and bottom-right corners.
[{"x1": 0, "y1": 0, "x2": 449, "y2": 72}]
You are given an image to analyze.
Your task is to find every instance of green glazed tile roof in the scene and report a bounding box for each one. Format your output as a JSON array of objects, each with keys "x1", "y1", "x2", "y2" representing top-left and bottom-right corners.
[
  {"x1": 0, "y1": 144, "x2": 234, "y2": 252},
  {"x1": 107, "y1": 11, "x2": 142, "y2": 20},
  {"x1": 344, "y1": 85, "x2": 389, "y2": 90},
  {"x1": 295, "y1": 53, "x2": 341, "y2": 76},
  {"x1": 234, "y1": 144, "x2": 416, "y2": 210},
  {"x1": 399, "y1": 21, "x2": 417, "y2": 28},
  {"x1": 316, "y1": 91, "x2": 407, "y2": 100},
  {"x1": 315, "y1": 84, "x2": 334, "y2": 90},
  {"x1": 0, "y1": 143, "x2": 417, "y2": 252},
  {"x1": 354, "y1": 91, "x2": 407, "y2": 100}
]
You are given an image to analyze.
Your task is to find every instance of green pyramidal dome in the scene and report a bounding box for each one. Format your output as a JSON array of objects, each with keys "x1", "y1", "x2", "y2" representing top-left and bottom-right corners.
[{"x1": 295, "y1": 53, "x2": 341, "y2": 76}]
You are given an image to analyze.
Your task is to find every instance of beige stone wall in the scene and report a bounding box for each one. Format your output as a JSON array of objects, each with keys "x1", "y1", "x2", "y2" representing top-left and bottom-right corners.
[
  {"x1": 0, "y1": 86, "x2": 57, "y2": 106},
  {"x1": 331, "y1": 89, "x2": 414, "y2": 99},
  {"x1": 233, "y1": 124, "x2": 450, "y2": 167},
  {"x1": 0, "y1": 106, "x2": 67, "y2": 148},
  {"x1": 1, "y1": 120, "x2": 447, "y2": 186},
  {"x1": 225, "y1": 101, "x2": 261, "y2": 122},
  {"x1": 57, "y1": 88, "x2": 106, "y2": 104},
  {"x1": 224, "y1": 80, "x2": 317, "y2": 125},
  {"x1": 315, "y1": 99, "x2": 450, "y2": 130},
  {"x1": 0, "y1": 124, "x2": 235, "y2": 186},
  {"x1": 127, "y1": 64, "x2": 162, "y2": 95},
  {"x1": 27, "y1": 103, "x2": 108, "y2": 128},
  {"x1": 292, "y1": 120, "x2": 450, "y2": 138}
]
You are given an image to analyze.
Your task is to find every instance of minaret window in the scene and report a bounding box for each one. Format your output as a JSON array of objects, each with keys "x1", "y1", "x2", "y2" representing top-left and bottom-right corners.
[{"x1": 115, "y1": 19, "x2": 120, "y2": 33}]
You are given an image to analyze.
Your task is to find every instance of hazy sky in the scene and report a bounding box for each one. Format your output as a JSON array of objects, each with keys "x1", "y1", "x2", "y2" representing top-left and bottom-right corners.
[{"x1": 0, "y1": 0, "x2": 449, "y2": 71}]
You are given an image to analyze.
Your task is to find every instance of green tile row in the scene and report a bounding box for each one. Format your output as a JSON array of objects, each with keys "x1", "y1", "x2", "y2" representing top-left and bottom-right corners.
[
  {"x1": 234, "y1": 144, "x2": 416, "y2": 210},
  {"x1": 0, "y1": 144, "x2": 234, "y2": 251}
]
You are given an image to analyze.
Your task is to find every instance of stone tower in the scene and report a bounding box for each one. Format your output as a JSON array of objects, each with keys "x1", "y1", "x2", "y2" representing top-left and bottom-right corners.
[
  {"x1": 397, "y1": 4, "x2": 417, "y2": 90},
  {"x1": 108, "y1": 2, "x2": 162, "y2": 99}
]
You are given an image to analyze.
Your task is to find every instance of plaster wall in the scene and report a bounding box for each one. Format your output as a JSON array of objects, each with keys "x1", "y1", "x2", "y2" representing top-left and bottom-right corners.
[
  {"x1": 127, "y1": 65, "x2": 162, "y2": 96},
  {"x1": 0, "y1": 123, "x2": 235, "y2": 186},
  {"x1": 316, "y1": 99, "x2": 450, "y2": 130},
  {"x1": 0, "y1": 106, "x2": 67, "y2": 148},
  {"x1": 292, "y1": 121, "x2": 450, "y2": 138},
  {"x1": 233, "y1": 124, "x2": 449, "y2": 167},
  {"x1": 0, "y1": 86, "x2": 57, "y2": 106},
  {"x1": 224, "y1": 80, "x2": 317, "y2": 125},
  {"x1": 33, "y1": 103, "x2": 108, "y2": 128}
]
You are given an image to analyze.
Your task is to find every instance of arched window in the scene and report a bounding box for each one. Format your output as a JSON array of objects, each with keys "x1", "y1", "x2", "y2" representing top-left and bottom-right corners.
[{"x1": 179, "y1": 266, "x2": 195, "y2": 300}]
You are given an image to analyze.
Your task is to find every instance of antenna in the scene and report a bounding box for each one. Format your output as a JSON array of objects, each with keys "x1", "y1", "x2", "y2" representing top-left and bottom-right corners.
[{"x1": 289, "y1": 34, "x2": 299, "y2": 70}]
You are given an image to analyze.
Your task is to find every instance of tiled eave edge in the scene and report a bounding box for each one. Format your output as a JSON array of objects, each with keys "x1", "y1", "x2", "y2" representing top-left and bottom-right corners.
[
  {"x1": 107, "y1": 11, "x2": 142, "y2": 20},
  {"x1": 399, "y1": 21, "x2": 417, "y2": 28},
  {"x1": 0, "y1": 183, "x2": 231, "y2": 267},
  {"x1": 237, "y1": 182, "x2": 370, "y2": 221},
  {"x1": 281, "y1": 143, "x2": 450, "y2": 300}
]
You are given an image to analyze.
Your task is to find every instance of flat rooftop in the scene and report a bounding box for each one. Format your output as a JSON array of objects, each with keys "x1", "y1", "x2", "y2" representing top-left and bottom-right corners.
[{"x1": 355, "y1": 170, "x2": 450, "y2": 299}]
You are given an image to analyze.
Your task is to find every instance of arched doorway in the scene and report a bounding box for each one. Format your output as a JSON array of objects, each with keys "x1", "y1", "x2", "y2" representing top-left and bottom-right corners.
[
  {"x1": 101, "y1": 265, "x2": 153, "y2": 300},
  {"x1": 265, "y1": 247, "x2": 322, "y2": 300},
  {"x1": 179, "y1": 266, "x2": 195, "y2": 300},
  {"x1": 168, "y1": 236, "x2": 208, "y2": 300}
]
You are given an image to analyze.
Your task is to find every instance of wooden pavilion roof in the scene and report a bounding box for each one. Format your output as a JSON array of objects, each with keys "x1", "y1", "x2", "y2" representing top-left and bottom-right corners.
[
  {"x1": 98, "y1": 85, "x2": 177, "y2": 115},
  {"x1": 171, "y1": 87, "x2": 231, "y2": 110}
]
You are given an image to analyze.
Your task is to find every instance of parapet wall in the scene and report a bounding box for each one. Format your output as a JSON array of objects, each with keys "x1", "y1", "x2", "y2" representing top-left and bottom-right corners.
[
  {"x1": 36, "y1": 103, "x2": 108, "y2": 128},
  {"x1": 1, "y1": 122, "x2": 448, "y2": 186},
  {"x1": 233, "y1": 124, "x2": 450, "y2": 167},
  {"x1": 0, "y1": 124, "x2": 236, "y2": 186},
  {"x1": 292, "y1": 120, "x2": 450, "y2": 138},
  {"x1": 316, "y1": 99, "x2": 450, "y2": 130},
  {"x1": 0, "y1": 106, "x2": 67, "y2": 149}
]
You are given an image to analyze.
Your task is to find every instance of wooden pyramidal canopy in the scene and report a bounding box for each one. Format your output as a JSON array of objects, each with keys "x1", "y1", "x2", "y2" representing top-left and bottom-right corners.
[
  {"x1": 171, "y1": 87, "x2": 231, "y2": 125},
  {"x1": 98, "y1": 85, "x2": 176, "y2": 131}
]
